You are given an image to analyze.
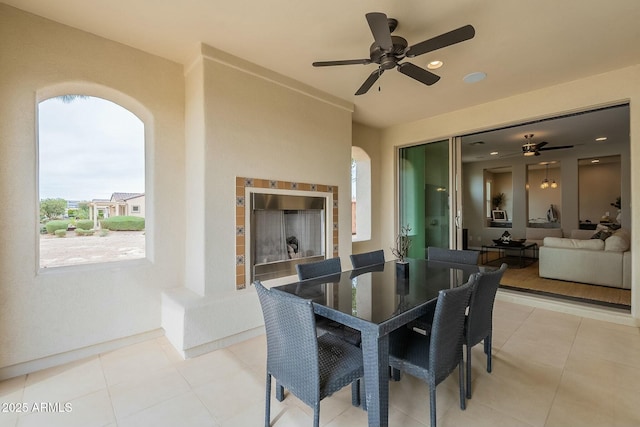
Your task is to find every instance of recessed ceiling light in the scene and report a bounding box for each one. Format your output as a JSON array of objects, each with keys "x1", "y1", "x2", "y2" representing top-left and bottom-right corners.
[
  {"x1": 427, "y1": 60, "x2": 443, "y2": 70},
  {"x1": 592, "y1": 159, "x2": 600, "y2": 163},
  {"x1": 595, "y1": 137, "x2": 607, "y2": 141},
  {"x1": 490, "y1": 151, "x2": 498, "y2": 156},
  {"x1": 463, "y1": 72, "x2": 486, "y2": 83}
]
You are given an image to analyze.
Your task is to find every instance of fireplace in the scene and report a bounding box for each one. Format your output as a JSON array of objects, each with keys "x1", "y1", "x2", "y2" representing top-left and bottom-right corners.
[
  {"x1": 251, "y1": 192, "x2": 328, "y2": 282},
  {"x1": 235, "y1": 177, "x2": 339, "y2": 289}
]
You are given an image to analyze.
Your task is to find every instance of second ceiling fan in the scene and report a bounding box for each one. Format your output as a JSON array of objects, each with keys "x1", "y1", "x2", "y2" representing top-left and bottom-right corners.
[
  {"x1": 522, "y1": 134, "x2": 574, "y2": 156},
  {"x1": 312, "y1": 12, "x2": 475, "y2": 95}
]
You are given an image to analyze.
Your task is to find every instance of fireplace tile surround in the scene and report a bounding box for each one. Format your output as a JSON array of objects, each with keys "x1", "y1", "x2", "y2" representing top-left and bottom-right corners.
[{"x1": 235, "y1": 177, "x2": 339, "y2": 289}]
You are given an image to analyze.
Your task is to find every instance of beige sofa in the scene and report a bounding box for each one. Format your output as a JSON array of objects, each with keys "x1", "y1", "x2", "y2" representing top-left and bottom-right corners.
[
  {"x1": 525, "y1": 227, "x2": 563, "y2": 247},
  {"x1": 539, "y1": 228, "x2": 631, "y2": 289}
]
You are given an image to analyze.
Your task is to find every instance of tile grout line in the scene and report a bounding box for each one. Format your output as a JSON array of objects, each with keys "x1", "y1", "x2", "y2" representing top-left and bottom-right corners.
[
  {"x1": 98, "y1": 353, "x2": 120, "y2": 426},
  {"x1": 541, "y1": 314, "x2": 584, "y2": 427}
]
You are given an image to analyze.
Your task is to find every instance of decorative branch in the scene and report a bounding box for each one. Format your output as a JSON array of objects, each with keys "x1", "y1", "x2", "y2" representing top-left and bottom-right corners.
[{"x1": 391, "y1": 224, "x2": 412, "y2": 263}]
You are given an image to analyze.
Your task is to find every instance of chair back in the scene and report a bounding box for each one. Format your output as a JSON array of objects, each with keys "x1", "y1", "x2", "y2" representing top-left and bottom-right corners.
[
  {"x1": 427, "y1": 246, "x2": 479, "y2": 265},
  {"x1": 466, "y1": 263, "x2": 507, "y2": 347},
  {"x1": 429, "y1": 277, "x2": 476, "y2": 386},
  {"x1": 255, "y1": 281, "x2": 320, "y2": 404},
  {"x1": 350, "y1": 249, "x2": 385, "y2": 269},
  {"x1": 296, "y1": 257, "x2": 341, "y2": 281}
]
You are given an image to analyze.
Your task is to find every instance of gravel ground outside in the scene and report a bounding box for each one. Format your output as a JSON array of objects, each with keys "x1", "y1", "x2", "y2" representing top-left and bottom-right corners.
[{"x1": 40, "y1": 230, "x2": 145, "y2": 269}]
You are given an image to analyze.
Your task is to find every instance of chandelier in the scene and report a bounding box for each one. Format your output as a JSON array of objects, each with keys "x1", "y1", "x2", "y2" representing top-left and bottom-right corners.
[{"x1": 540, "y1": 164, "x2": 558, "y2": 189}]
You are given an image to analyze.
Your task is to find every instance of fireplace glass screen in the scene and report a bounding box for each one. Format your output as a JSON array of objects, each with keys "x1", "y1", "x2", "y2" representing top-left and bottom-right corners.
[
  {"x1": 254, "y1": 210, "x2": 324, "y2": 263},
  {"x1": 251, "y1": 193, "x2": 327, "y2": 282}
]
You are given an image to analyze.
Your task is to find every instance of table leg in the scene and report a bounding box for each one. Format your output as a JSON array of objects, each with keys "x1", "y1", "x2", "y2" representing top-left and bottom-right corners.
[
  {"x1": 361, "y1": 332, "x2": 389, "y2": 427},
  {"x1": 520, "y1": 247, "x2": 525, "y2": 268}
]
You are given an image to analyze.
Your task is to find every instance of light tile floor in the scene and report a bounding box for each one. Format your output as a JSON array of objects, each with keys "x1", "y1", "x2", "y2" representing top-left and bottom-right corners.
[{"x1": 2, "y1": 300, "x2": 640, "y2": 427}]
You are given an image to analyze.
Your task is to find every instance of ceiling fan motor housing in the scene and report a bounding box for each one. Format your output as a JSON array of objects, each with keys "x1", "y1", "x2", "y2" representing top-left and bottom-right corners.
[{"x1": 369, "y1": 36, "x2": 408, "y2": 68}]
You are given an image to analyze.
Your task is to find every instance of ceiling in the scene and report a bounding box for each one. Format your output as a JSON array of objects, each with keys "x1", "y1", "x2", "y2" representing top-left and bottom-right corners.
[
  {"x1": 5, "y1": 0, "x2": 640, "y2": 129},
  {"x1": 460, "y1": 104, "x2": 630, "y2": 163}
]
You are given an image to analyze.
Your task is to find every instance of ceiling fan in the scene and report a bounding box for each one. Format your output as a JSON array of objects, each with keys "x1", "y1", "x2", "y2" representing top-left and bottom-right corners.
[
  {"x1": 522, "y1": 134, "x2": 574, "y2": 156},
  {"x1": 312, "y1": 12, "x2": 475, "y2": 95}
]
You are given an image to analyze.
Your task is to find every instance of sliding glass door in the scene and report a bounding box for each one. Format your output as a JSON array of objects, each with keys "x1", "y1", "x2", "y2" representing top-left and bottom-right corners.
[{"x1": 399, "y1": 139, "x2": 459, "y2": 258}]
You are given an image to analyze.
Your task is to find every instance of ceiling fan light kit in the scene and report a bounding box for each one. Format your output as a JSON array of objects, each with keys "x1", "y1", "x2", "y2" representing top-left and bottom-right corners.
[
  {"x1": 312, "y1": 12, "x2": 475, "y2": 95},
  {"x1": 523, "y1": 142, "x2": 537, "y2": 156}
]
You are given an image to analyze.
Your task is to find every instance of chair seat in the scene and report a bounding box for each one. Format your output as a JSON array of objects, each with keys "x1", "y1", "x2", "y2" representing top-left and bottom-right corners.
[
  {"x1": 317, "y1": 333, "x2": 364, "y2": 399},
  {"x1": 316, "y1": 317, "x2": 362, "y2": 346}
]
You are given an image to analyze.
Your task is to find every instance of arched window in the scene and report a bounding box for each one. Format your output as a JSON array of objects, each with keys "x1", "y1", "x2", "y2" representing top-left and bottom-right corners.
[
  {"x1": 38, "y1": 94, "x2": 146, "y2": 269},
  {"x1": 351, "y1": 146, "x2": 371, "y2": 242}
]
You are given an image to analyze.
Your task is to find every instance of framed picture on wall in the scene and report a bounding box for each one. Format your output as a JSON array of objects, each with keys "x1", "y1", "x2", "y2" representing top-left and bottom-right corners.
[{"x1": 492, "y1": 210, "x2": 508, "y2": 221}]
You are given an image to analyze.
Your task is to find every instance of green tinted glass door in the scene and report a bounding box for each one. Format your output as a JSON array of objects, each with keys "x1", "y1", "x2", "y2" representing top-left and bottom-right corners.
[{"x1": 399, "y1": 140, "x2": 450, "y2": 258}]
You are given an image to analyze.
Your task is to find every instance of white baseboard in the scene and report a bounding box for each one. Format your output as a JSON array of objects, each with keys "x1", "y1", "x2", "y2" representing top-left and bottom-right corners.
[
  {"x1": 181, "y1": 326, "x2": 265, "y2": 359},
  {"x1": 0, "y1": 329, "x2": 164, "y2": 381}
]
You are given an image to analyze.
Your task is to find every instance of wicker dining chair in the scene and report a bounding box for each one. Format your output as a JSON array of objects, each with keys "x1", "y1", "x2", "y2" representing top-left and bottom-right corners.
[
  {"x1": 255, "y1": 281, "x2": 364, "y2": 427},
  {"x1": 296, "y1": 257, "x2": 342, "y2": 280},
  {"x1": 464, "y1": 262, "x2": 507, "y2": 398},
  {"x1": 427, "y1": 246, "x2": 480, "y2": 265},
  {"x1": 296, "y1": 258, "x2": 361, "y2": 346},
  {"x1": 349, "y1": 249, "x2": 385, "y2": 269},
  {"x1": 389, "y1": 276, "x2": 476, "y2": 427}
]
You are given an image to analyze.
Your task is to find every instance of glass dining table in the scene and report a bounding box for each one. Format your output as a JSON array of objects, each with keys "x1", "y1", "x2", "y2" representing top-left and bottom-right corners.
[{"x1": 272, "y1": 258, "x2": 493, "y2": 427}]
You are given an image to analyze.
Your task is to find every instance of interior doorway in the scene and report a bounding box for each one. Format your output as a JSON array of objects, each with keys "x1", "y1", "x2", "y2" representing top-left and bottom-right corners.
[{"x1": 458, "y1": 104, "x2": 630, "y2": 310}]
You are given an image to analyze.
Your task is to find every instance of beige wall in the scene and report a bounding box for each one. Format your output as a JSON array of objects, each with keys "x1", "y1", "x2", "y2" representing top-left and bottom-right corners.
[
  {"x1": 166, "y1": 45, "x2": 355, "y2": 354},
  {"x1": 379, "y1": 65, "x2": 640, "y2": 322},
  {"x1": 579, "y1": 160, "x2": 622, "y2": 223},
  {"x1": 198, "y1": 45, "x2": 353, "y2": 295},
  {"x1": 0, "y1": 5, "x2": 186, "y2": 373},
  {"x1": 528, "y1": 166, "x2": 562, "y2": 221}
]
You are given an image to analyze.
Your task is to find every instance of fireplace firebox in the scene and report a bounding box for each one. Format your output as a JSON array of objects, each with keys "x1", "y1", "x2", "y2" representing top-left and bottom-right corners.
[{"x1": 250, "y1": 192, "x2": 328, "y2": 282}]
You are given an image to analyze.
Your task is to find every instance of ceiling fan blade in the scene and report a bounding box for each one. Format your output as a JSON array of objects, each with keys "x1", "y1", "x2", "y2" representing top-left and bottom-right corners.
[
  {"x1": 539, "y1": 145, "x2": 574, "y2": 151},
  {"x1": 355, "y1": 69, "x2": 384, "y2": 95},
  {"x1": 312, "y1": 59, "x2": 372, "y2": 67},
  {"x1": 406, "y1": 24, "x2": 476, "y2": 57},
  {"x1": 397, "y1": 62, "x2": 440, "y2": 86},
  {"x1": 366, "y1": 12, "x2": 393, "y2": 51},
  {"x1": 536, "y1": 141, "x2": 549, "y2": 149}
]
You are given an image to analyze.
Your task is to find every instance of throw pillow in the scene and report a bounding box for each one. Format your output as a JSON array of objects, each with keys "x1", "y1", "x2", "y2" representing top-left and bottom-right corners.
[
  {"x1": 591, "y1": 230, "x2": 612, "y2": 240},
  {"x1": 604, "y1": 231, "x2": 630, "y2": 252}
]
